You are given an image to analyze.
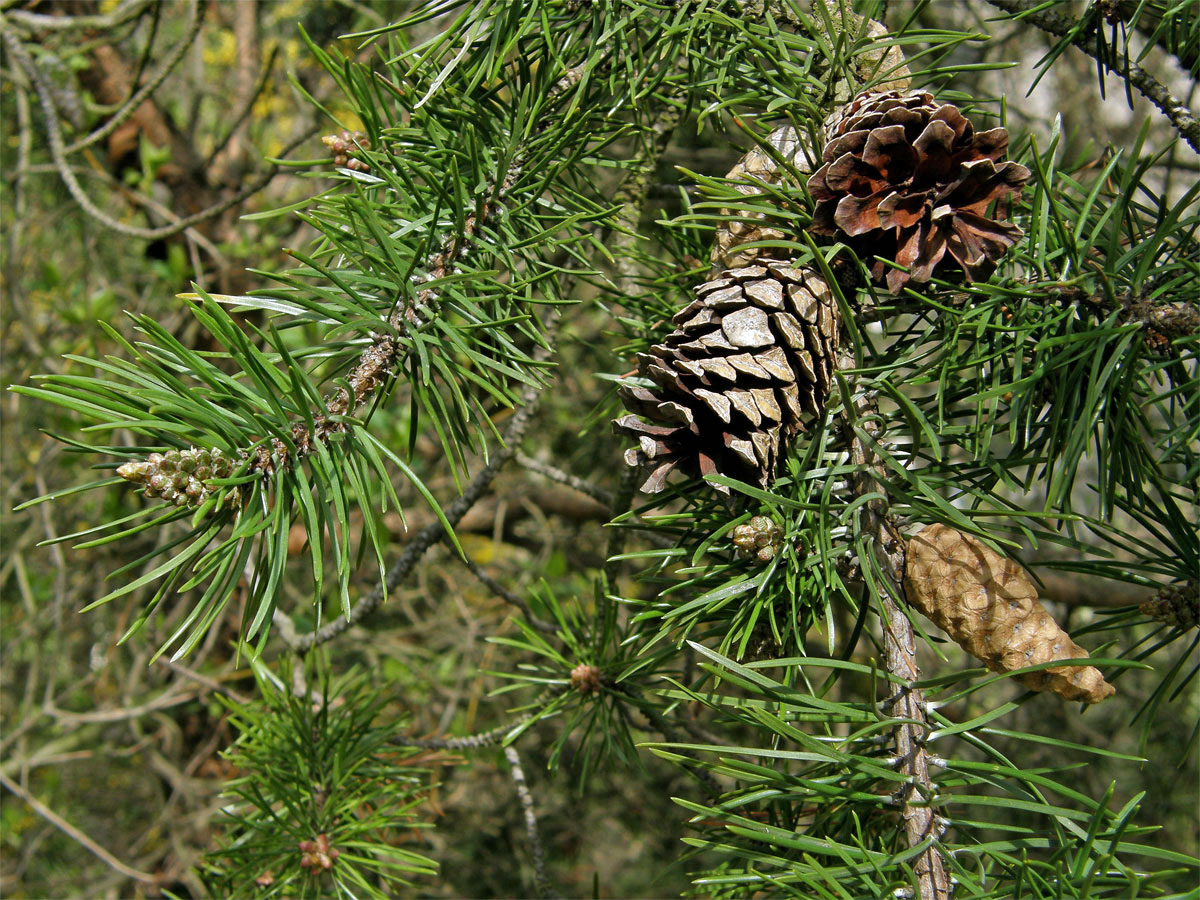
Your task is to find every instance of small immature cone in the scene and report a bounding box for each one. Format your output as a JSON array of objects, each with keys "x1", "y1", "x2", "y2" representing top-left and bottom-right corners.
[{"x1": 904, "y1": 523, "x2": 1115, "y2": 703}]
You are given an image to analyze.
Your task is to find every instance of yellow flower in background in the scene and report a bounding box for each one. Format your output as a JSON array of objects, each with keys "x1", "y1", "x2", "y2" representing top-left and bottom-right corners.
[{"x1": 203, "y1": 29, "x2": 237, "y2": 69}]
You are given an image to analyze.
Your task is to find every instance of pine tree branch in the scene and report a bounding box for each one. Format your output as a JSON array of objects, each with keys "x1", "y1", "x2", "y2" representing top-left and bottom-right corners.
[
  {"x1": 459, "y1": 552, "x2": 558, "y2": 634},
  {"x1": 389, "y1": 689, "x2": 564, "y2": 750},
  {"x1": 505, "y1": 745, "x2": 559, "y2": 900},
  {"x1": 235, "y1": 63, "x2": 594, "y2": 480},
  {"x1": 985, "y1": 0, "x2": 1200, "y2": 154},
  {"x1": 283, "y1": 377, "x2": 546, "y2": 653},
  {"x1": 281, "y1": 60, "x2": 684, "y2": 654},
  {"x1": 1114, "y1": 0, "x2": 1200, "y2": 76},
  {"x1": 858, "y1": 285, "x2": 1199, "y2": 348},
  {"x1": 845, "y1": 381, "x2": 950, "y2": 900},
  {"x1": 514, "y1": 451, "x2": 615, "y2": 510},
  {"x1": 244, "y1": 155, "x2": 528, "y2": 479}
]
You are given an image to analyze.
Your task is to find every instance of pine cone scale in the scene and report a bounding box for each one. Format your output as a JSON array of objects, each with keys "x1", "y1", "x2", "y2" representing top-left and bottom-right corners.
[
  {"x1": 876, "y1": 192, "x2": 928, "y2": 229},
  {"x1": 727, "y1": 353, "x2": 771, "y2": 380},
  {"x1": 862, "y1": 125, "x2": 918, "y2": 181},
  {"x1": 743, "y1": 278, "x2": 785, "y2": 309},
  {"x1": 897, "y1": 225, "x2": 946, "y2": 286},
  {"x1": 729, "y1": 390, "x2": 762, "y2": 426},
  {"x1": 721, "y1": 307, "x2": 774, "y2": 347},
  {"x1": 754, "y1": 346, "x2": 796, "y2": 382},
  {"x1": 771, "y1": 312, "x2": 807, "y2": 349},
  {"x1": 832, "y1": 193, "x2": 888, "y2": 235}
]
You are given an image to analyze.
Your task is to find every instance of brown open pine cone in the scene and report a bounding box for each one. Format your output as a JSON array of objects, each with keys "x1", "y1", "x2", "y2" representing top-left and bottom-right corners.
[{"x1": 809, "y1": 90, "x2": 1030, "y2": 293}]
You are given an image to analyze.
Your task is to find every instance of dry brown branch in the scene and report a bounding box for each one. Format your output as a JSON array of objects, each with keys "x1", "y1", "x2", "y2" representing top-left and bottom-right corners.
[
  {"x1": 515, "y1": 451, "x2": 615, "y2": 510},
  {"x1": 2, "y1": 0, "x2": 154, "y2": 34},
  {"x1": 157, "y1": 658, "x2": 252, "y2": 705},
  {"x1": 1036, "y1": 570, "x2": 1155, "y2": 610},
  {"x1": 43, "y1": 688, "x2": 199, "y2": 726},
  {"x1": 505, "y1": 745, "x2": 559, "y2": 900},
  {"x1": 3, "y1": 18, "x2": 316, "y2": 245},
  {"x1": 385, "y1": 481, "x2": 612, "y2": 538},
  {"x1": 0, "y1": 770, "x2": 161, "y2": 886}
]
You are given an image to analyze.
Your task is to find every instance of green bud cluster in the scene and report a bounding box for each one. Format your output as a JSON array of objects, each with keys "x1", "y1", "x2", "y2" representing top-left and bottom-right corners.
[
  {"x1": 321, "y1": 130, "x2": 370, "y2": 172},
  {"x1": 731, "y1": 515, "x2": 783, "y2": 563},
  {"x1": 117, "y1": 447, "x2": 238, "y2": 509}
]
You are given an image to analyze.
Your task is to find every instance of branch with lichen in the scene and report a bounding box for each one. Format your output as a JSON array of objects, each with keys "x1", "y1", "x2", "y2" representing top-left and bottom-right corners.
[
  {"x1": 102, "y1": 64, "x2": 595, "y2": 505},
  {"x1": 844, "y1": 380, "x2": 951, "y2": 900},
  {"x1": 985, "y1": 0, "x2": 1200, "y2": 154},
  {"x1": 241, "y1": 156, "x2": 528, "y2": 481}
]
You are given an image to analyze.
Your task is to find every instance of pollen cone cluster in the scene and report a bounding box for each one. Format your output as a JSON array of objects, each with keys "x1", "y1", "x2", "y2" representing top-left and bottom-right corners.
[
  {"x1": 322, "y1": 130, "x2": 370, "y2": 172},
  {"x1": 809, "y1": 90, "x2": 1030, "y2": 293},
  {"x1": 117, "y1": 447, "x2": 238, "y2": 510},
  {"x1": 904, "y1": 524, "x2": 1115, "y2": 703},
  {"x1": 614, "y1": 262, "x2": 838, "y2": 494}
]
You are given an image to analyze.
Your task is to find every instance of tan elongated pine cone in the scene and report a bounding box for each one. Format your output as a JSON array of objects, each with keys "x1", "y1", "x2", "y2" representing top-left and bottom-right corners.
[{"x1": 904, "y1": 524, "x2": 1115, "y2": 703}]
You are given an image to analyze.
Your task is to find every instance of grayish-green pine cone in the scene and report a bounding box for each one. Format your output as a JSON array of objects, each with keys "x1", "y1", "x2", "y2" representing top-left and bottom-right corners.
[{"x1": 615, "y1": 262, "x2": 839, "y2": 495}]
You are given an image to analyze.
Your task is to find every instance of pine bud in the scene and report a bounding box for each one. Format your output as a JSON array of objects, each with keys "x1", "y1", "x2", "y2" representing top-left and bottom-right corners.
[
  {"x1": 569, "y1": 663, "x2": 603, "y2": 695},
  {"x1": 322, "y1": 130, "x2": 371, "y2": 172},
  {"x1": 117, "y1": 446, "x2": 241, "y2": 510},
  {"x1": 732, "y1": 515, "x2": 783, "y2": 561},
  {"x1": 298, "y1": 833, "x2": 340, "y2": 871},
  {"x1": 1140, "y1": 580, "x2": 1199, "y2": 631}
]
